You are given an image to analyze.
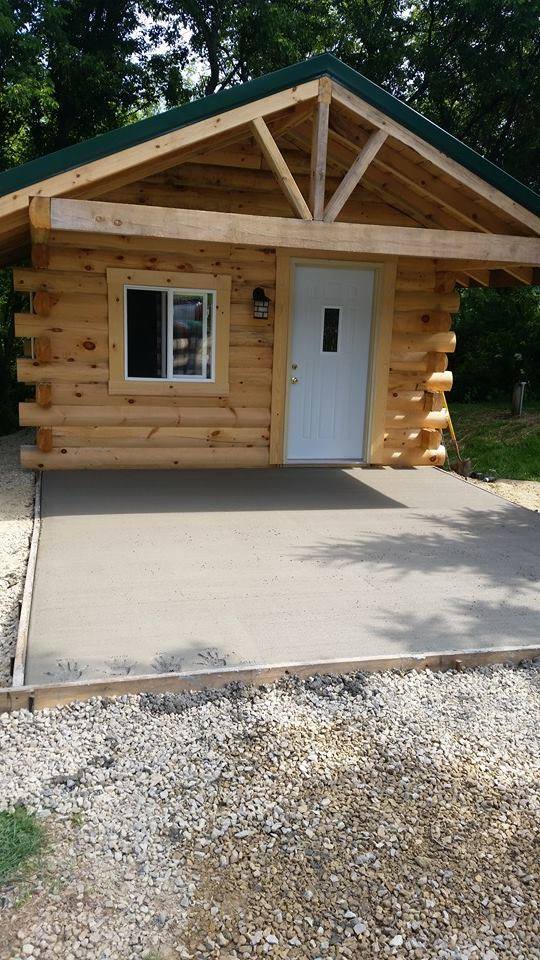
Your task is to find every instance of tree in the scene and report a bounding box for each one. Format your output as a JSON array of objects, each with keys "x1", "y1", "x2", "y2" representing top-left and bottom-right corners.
[
  {"x1": 0, "y1": 0, "x2": 167, "y2": 166},
  {"x1": 452, "y1": 287, "x2": 540, "y2": 403}
]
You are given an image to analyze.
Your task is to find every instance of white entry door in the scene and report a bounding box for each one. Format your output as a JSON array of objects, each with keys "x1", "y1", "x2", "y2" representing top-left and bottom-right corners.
[{"x1": 286, "y1": 264, "x2": 375, "y2": 461}]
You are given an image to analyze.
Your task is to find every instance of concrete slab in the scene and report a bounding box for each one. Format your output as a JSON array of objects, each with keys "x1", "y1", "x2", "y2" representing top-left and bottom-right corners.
[{"x1": 25, "y1": 468, "x2": 540, "y2": 684}]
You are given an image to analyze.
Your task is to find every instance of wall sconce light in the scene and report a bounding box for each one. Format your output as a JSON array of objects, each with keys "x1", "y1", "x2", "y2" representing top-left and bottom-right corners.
[{"x1": 253, "y1": 287, "x2": 270, "y2": 320}]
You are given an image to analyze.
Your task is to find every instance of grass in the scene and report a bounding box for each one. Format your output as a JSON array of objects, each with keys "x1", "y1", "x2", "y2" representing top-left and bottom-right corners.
[
  {"x1": 0, "y1": 808, "x2": 44, "y2": 884},
  {"x1": 445, "y1": 401, "x2": 540, "y2": 481}
]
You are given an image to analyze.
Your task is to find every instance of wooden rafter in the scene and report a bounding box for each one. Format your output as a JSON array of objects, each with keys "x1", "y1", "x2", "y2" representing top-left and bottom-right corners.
[
  {"x1": 48, "y1": 197, "x2": 540, "y2": 264},
  {"x1": 290, "y1": 120, "x2": 531, "y2": 286},
  {"x1": 326, "y1": 111, "x2": 532, "y2": 285},
  {"x1": 332, "y1": 81, "x2": 540, "y2": 236},
  {"x1": 250, "y1": 116, "x2": 312, "y2": 220},
  {"x1": 0, "y1": 80, "x2": 320, "y2": 237},
  {"x1": 323, "y1": 129, "x2": 388, "y2": 223},
  {"x1": 309, "y1": 77, "x2": 332, "y2": 220}
]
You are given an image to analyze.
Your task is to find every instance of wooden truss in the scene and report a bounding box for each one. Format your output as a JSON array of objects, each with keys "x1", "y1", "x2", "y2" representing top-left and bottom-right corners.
[{"x1": 1, "y1": 75, "x2": 539, "y2": 280}]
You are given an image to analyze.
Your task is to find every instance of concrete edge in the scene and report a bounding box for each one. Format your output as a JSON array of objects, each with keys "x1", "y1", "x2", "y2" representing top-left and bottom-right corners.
[
  {"x1": 12, "y1": 471, "x2": 42, "y2": 687},
  {"x1": 437, "y1": 467, "x2": 539, "y2": 515},
  {"x1": 1, "y1": 643, "x2": 539, "y2": 713}
]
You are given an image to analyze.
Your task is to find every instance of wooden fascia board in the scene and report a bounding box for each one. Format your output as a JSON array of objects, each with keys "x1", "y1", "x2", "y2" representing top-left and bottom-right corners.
[
  {"x1": 331, "y1": 82, "x2": 540, "y2": 236},
  {"x1": 50, "y1": 197, "x2": 540, "y2": 264},
  {"x1": 0, "y1": 80, "x2": 319, "y2": 227}
]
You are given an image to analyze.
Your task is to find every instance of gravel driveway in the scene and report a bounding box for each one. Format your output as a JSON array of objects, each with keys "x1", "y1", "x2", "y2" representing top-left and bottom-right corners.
[
  {"x1": 0, "y1": 431, "x2": 34, "y2": 685},
  {"x1": 1, "y1": 664, "x2": 539, "y2": 960}
]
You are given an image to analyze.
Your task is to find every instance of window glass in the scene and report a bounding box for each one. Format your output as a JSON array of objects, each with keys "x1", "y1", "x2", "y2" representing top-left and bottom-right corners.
[
  {"x1": 126, "y1": 287, "x2": 215, "y2": 381},
  {"x1": 172, "y1": 292, "x2": 213, "y2": 379},
  {"x1": 126, "y1": 288, "x2": 166, "y2": 378},
  {"x1": 322, "y1": 306, "x2": 340, "y2": 353}
]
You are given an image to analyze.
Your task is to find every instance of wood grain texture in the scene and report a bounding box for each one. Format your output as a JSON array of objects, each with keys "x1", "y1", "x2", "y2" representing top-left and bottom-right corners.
[
  {"x1": 49, "y1": 198, "x2": 540, "y2": 263},
  {"x1": 250, "y1": 116, "x2": 312, "y2": 220}
]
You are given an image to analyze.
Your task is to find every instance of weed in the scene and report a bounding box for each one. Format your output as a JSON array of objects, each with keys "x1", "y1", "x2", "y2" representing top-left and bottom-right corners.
[{"x1": 0, "y1": 807, "x2": 44, "y2": 884}]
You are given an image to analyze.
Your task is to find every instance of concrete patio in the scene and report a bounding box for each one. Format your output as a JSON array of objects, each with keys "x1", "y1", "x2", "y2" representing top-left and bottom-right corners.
[{"x1": 24, "y1": 467, "x2": 540, "y2": 685}]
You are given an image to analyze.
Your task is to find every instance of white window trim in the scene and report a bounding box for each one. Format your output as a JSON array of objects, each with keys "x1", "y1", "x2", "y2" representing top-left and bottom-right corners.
[{"x1": 124, "y1": 284, "x2": 218, "y2": 384}]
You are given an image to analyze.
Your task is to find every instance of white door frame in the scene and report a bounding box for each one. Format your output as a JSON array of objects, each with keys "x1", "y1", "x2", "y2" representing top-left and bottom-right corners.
[{"x1": 283, "y1": 258, "x2": 381, "y2": 464}]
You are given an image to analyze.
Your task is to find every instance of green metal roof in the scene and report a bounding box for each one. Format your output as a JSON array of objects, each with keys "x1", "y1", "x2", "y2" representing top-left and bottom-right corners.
[{"x1": 1, "y1": 53, "x2": 539, "y2": 217}]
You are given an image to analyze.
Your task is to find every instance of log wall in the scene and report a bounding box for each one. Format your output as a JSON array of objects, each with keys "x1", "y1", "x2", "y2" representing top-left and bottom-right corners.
[
  {"x1": 17, "y1": 235, "x2": 275, "y2": 469},
  {"x1": 16, "y1": 164, "x2": 457, "y2": 469},
  {"x1": 382, "y1": 263, "x2": 455, "y2": 466}
]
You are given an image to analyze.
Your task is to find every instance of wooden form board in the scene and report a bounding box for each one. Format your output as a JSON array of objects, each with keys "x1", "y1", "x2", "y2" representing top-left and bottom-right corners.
[{"x1": 2, "y1": 644, "x2": 539, "y2": 712}]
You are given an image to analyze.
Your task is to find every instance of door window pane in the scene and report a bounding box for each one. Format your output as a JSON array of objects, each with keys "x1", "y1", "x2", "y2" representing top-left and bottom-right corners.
[
  {"x1": 126, "y1": 288, "x2": 166, "y2": 378},
  {"x1": 322, "y1": 307, "x2": 340, "y2": 353}
]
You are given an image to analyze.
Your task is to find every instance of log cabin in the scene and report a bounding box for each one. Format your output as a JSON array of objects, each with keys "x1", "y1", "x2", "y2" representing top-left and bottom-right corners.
[{"x1": 0, "y1": 53, "x2": 538, "y2": 471}]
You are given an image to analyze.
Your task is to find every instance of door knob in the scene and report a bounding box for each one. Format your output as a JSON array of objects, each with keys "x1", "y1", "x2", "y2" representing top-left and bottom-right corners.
[{"x1": 291, "y1": 376, "x2": 299, "y2": 384}]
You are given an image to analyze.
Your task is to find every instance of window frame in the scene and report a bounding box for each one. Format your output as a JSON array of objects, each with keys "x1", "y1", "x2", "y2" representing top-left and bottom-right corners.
[{"x1": 107, "y1": 268, "x2": 231, "y2": 397}]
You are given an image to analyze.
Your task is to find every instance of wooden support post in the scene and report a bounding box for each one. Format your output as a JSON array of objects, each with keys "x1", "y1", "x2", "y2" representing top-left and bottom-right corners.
[
  {"x1": 323, "y1": 129, "x2": 388, "y2": 223},
  {"x1": 29, "y1": 196, "x2": 51, "y2": 269},
  {"x1": 309, "y1": 77, "x2": 331, "y2": 220},
  {"x1": 250, "y1": 116, "x2": 313, "y2": 220}
]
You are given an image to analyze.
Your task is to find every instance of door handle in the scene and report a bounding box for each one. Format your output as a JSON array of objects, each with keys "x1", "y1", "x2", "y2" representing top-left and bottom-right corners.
[{"x1": 291, "y1": 376, "x2": 299, "y2": 384}]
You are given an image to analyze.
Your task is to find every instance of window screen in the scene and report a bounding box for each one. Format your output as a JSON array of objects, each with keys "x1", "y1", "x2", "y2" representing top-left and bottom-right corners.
[{"x1": 322, "y1": 307, "x2": 340, "y2": 353}]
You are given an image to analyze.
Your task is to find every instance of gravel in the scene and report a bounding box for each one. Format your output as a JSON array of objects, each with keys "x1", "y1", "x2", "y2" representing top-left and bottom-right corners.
[
  {"x1": 465, "y1": 477, "x2": 540, "y2": 513},
  {"x1": 1, "y1": 664, "x2": 539, "y2": 960},
  {"x1": 0, "y1": 431, "x2": 35, "y2": 686}
]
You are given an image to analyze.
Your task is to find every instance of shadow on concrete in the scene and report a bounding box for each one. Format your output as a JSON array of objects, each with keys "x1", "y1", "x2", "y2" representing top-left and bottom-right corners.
[
  {"x1": 42, "y1": 468, "x2": 405, "y2": 516},
  {"x1": 297, "y1": 506, "x2": 540, "y2": 588},
  {"x1": 368, "y1": 600, "x2": 540, "y2": 651}
]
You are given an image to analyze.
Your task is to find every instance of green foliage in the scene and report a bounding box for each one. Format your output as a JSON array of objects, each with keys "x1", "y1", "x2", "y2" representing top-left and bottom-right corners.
[
  {"x1": 446, "y1": 402, "x2": 540, "y2": 481},
  {"x1": 0, "y1": 807, "x2": 44, "y2": 884},
  {"x1": 147, "y1": 0, "x2": 540, "y2": 189},
  {"x1": 451, "y1": 288, "x2": 540, "y2": 403},
  {"x1": 0, "y1": 0, "x2": 169, "y2": 167},
  {"x1": 0, "y1": 267, "x2": 30, "y2": 434}
]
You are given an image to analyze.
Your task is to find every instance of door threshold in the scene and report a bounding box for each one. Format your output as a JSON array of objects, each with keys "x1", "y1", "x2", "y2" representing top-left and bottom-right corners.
[{"x1": 285, "y1": 459, "x2": 367, "y2": 467}]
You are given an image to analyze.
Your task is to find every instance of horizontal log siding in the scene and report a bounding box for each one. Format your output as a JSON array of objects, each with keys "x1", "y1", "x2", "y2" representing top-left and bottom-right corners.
[
  {"x1": 382, "y1": 264, "x2": 455, "y2": 466},
  {"x1": 18, "y1": 247, "x2": 456, "y2": 469},
  {"x1": 18, "y1": 237, "x2": 275, "y2": 469},
  {"x1": 17, "y1": 197, "x2": 456, "y2": 468}
]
